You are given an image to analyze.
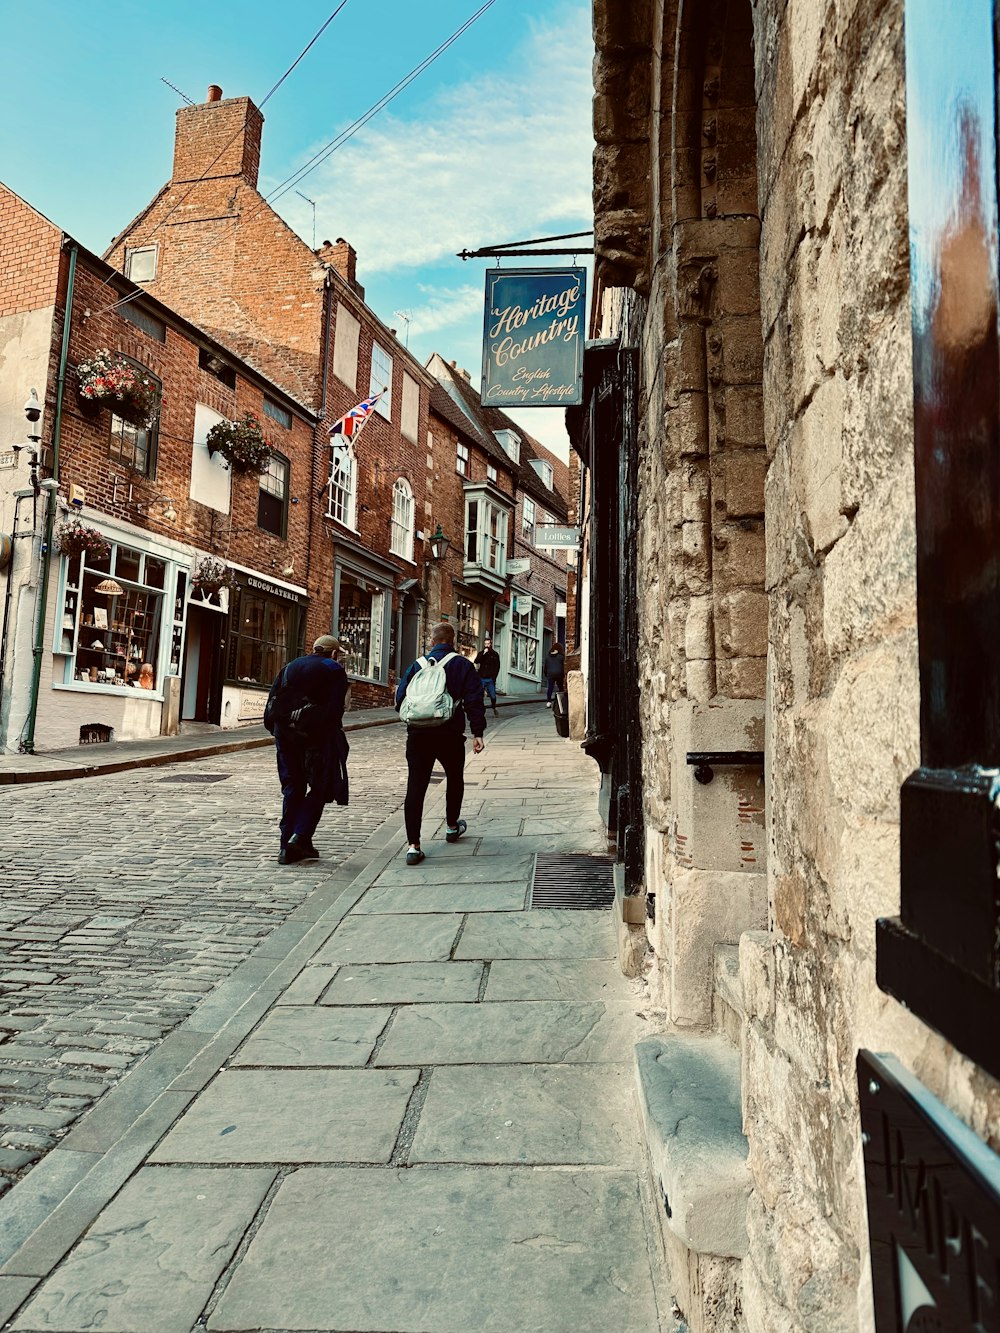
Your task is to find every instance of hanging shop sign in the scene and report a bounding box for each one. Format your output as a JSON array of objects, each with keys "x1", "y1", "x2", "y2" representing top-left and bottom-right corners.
[
  {"x1": 481, "y1": 267, "x2": 585, "y2": 408},
  {"x1": 505, "y1": 558, "x2": 531, "y2": 575},
  {"x1": 858, "y1": 1050, "x2": 1000, "y2": 1331},
  {"x1": 535, "y1": 525, "x2": 580, "y2": 548}
]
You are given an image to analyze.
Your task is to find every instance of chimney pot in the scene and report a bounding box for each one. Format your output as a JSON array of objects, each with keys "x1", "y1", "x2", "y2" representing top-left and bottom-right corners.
[{"x1": 207, "y1": 84, "x2": 223, "y2": 102}]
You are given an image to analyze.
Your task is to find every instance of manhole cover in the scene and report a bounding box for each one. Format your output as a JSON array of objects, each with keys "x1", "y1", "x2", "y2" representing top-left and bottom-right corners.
[
  {"x1": 530, "y1": 854, "x2": 615, "y2": 909},
  {"x1": 159, "y1": 773, "x2": 231, "y2": 783}
]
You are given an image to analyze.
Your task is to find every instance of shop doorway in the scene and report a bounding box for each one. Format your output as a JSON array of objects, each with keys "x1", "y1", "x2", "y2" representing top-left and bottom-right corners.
[
  {"x1": 400, "y1": 593, "x2": 420, "y2": 672},
  {"x1": 181, "y1": 603, "x2": 225, "y2": 724}
]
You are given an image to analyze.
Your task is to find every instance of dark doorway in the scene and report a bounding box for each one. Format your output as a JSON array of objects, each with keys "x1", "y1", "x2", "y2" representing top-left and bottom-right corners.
[
  {"x1": 181, "y1": 603, "x2": 225, "y2": 724},
  {"x1": 400, "y1": 593, "x2": 420, "y2": 672}
]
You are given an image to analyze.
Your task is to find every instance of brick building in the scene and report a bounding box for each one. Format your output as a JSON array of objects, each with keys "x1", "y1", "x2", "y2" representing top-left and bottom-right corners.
[
  {"x1": 0, "y1": 184, "x2": 317, "y2": 753},
  {"x1": 105, "y1": 87, "x2": 434, "y2": 708},
  {"x1": 427, "y1": 355, "x2": 572, "y2": 693}
]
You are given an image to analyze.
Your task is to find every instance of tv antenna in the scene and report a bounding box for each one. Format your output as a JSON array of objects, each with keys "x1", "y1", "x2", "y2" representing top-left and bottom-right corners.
[
  {"x1": 160, "y1": 77, "x2": 194, "y2": 105},
  {"x1": 393, "y1": 310, "x2": 411, "y2": 349},
  {"x1": 296, "y1": 191, "x2": 317, "y2": 249}
]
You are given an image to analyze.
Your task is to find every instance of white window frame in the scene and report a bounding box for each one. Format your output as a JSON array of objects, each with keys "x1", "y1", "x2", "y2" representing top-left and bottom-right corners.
[
  {"x1": 465, "y1": 493, "x2": 508, "y2": 574},
  {"x1": 510, "y1": 597, "x2": 542, "y2": 678},
  {"x1": 390, "y1": 478, "x2": 415, "y2": 561},
  {"x1": 494, "y1": 428, "x2": 521, "y2": 463},
  {"x1": 487, "y1": 463, "x2": 498, "y2": 483},
  {"x1": 457, "y1": 441, "x2": 469, "y2": 476},
  {"x1": 370, "y1": 343, "x2": 392, "y2": 420},
  {"x1": 125, "y1": 245, "x2": 157, "y2": 283},
  {"x1": 522, "y1": 496, "x2": 536, "y2": 536},
  {"x1": 326, "y1": 443, "x2": 357, "y2": 529}
]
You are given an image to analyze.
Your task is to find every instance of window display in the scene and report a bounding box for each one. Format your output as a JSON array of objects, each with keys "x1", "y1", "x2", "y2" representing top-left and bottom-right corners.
[
  {"x1": 337, "y1": 575, "x2": 385, "y2": 681},
  {"x1": 510, "y1": 599, "x2": 541, "y2": 678},
  {"x1": 456, "y1": 597, "x2": 482, "y2": 655},
  {"x1": 226, "y1": 590, "x2": 293, "y2": 687},
  {"x1": 61, "y1": 545, "x2": 164, "y2": 689}
]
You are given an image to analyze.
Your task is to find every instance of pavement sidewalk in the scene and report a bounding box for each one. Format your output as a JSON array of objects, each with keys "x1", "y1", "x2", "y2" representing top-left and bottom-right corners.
[
  {"x1": 0, "y1": 691, "x2": 548, "y2": 785},
  {"x1": 0, "y1": 708, "x2": 668, "y2": 1333}
]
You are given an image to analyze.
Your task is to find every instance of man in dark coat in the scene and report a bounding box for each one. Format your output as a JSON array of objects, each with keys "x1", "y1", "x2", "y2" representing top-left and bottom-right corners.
[
  {"x1": 473, "y1": 635, "x2": 501, "y2": 716},
  {"x1": 395, "y1": 621, "x2": 486, "y2": 865},
  {"x1": 544, "y1": 642, "x2": 566, "y2": 705},
  {"x1": 265, "y1": 635, "x2": 350, "y2": 864}
]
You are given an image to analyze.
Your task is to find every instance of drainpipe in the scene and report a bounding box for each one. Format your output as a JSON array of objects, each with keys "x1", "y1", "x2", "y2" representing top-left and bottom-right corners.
[{"x1": 22, "y1": 239, "x2": 77, "y2": 753}]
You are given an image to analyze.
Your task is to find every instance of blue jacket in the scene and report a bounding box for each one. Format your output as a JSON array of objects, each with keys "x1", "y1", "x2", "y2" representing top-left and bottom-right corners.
[{"x1": 395, "y1": 643, "x2": 487, "y2": 737}]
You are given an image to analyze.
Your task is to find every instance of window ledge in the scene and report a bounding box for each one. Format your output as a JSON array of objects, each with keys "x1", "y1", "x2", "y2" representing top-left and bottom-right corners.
[{"x1": 53, "y1": 681, "x2": 164, "y2": 702}]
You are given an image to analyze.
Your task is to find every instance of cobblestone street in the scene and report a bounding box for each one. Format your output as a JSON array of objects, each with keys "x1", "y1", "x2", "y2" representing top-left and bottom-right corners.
[{"x1": 0, "y1": 725, "x2": 408, "y2": 1194}]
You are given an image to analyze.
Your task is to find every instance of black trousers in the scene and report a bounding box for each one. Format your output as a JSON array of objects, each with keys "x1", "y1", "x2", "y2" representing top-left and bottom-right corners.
[{"x1": 404, "y1": 728, "x2": 466, "y2": 845}]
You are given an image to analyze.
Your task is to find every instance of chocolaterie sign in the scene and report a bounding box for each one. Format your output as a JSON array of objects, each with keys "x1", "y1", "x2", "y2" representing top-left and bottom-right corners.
[{"x1": 481, "y1": 267, "x2": 585, "y2": 408}]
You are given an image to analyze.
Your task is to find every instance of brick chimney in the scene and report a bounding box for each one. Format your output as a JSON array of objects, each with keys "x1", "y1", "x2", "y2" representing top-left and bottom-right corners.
[
  {"x1": 318, "y1": 237, "x2": 363, "y2": 297},
  {"x1": 172, "y1": 87, "x2": 264, "y2": 188}
]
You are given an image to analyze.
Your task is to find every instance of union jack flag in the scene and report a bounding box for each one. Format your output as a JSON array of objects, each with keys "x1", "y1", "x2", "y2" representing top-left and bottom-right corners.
[{"x1": 329, "y1": 388, "x2": 386, "y2": 441}]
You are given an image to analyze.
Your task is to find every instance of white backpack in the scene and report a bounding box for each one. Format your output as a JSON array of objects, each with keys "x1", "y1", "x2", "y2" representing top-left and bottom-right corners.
[{"x1": 399, "y1": 653, "x2": 459, "y2": 727}]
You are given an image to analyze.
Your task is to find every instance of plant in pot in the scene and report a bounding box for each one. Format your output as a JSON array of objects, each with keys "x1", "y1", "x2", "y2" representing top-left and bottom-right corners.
[
  {"x1": 191, "y1": 555, "x2": 240, "y2": 596},
  {"x1": 55, "y1": 520, "x2": 111, "y2": 563},
  {"x1": 77, "y1": 350, "x2": 159, "y2": 428},
  {"x1": 205, "y1": 412, "x2": 272, "y2": 475}
]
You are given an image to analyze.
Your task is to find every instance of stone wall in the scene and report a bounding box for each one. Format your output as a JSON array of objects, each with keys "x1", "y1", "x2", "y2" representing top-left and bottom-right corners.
[{"x1": 592, "y1": 0, "x2": 1000, "y2": 1330}]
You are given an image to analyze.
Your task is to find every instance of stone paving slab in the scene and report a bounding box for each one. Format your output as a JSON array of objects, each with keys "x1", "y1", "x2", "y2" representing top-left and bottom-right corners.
[
  {"x1": 12, "y1": 1166, "x2": 275, "y2": 1333},
  {"x1": 208, "y1": 1165, "x2": 659, "y2": 1333},
  {"x1": 455, "y1": 910, "x2": 616, "y2": 960},
  {"x1": 352, "y1": 881, "x2": 526, "y2": 914},
  {"x1": 230, "y1": 1006, "x2": 391, "y2": 1066},
  {"x1": 149, "y1": 1069, "x2": 417, "y2": 1163},
  {"x1": 375, "y1": 1001, "x2": 640, "y2": 1066},
  {"x1": 410, "y1": 1063, "x2": 637, "y2": 1165},
  {"x1": 374, "y1": 853, "x2": 534, "y2": 886},
  {"x1": 321, "y1": 961, "x2": 484, "y2": 1005},
  {"x1": 310, "y1": 913, "x2": 463, "y2": 964},
  {"x1": 485, "y1": 958, "x2": 637, "y2": 1001}
]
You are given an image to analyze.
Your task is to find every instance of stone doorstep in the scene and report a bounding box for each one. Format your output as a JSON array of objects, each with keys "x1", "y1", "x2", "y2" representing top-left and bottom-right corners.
[{"x1": 634, "y1": 1033, "x2": 750, "y2": 1260}]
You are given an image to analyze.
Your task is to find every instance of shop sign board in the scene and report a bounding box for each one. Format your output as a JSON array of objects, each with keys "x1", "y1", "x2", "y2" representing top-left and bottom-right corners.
[
  {"x1": 858, "y1": 1049, "x2": 1000, "y2": 1331},
  {"x1": 245, "y1": 574, "x2": 305, "y2": 605},
  {"x1": 506, "y1": 558, "x2": 531, "y2": 575},
  {"x1": 535, "y1": 525, "x2": 580, "y2": 548},
  {"x1": 481, "y1": 267, "x2": 585, "y2": 408}
]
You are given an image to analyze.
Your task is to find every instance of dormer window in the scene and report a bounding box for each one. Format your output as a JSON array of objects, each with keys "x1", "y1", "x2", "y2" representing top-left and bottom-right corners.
[
  {"x1": 494, "y1": 428, "x2": 521, "y2": 464},
  {"x1": 530, "y1": 458, "x2": 554, "y2": 489}
]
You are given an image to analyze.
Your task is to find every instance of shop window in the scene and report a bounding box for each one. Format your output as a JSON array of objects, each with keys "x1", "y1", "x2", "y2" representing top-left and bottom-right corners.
[
  {"x1": 226, "y1": 590, "x2": 292, "y2": 688},
  {"x1": 390, "y1": 478, "x2": 414, "y2": 560},
  {"x1": 456, "y1": 597, "x2": 482, "y2": 655},
  {"x1": 336, "y1": 574, "x2": 386, "y2": 682},
  {"x1": 457, "y1": 441, "x2": 469, "y2": 475},
  {"x1": 61, "y1": 543, "x2": 165, "y2": 691},
  {"x1": 370, "y1": 343, "x2": 392, "y2": 419},
  {"x1": 326, "y1": 444, "x2": 357, "y2": 528},
  {"x1": 258, "y1": 452, "x2": 289, "y2": 538},
  {"x1": 510, "y1": 598, "x2": 541, "y2": 678}
]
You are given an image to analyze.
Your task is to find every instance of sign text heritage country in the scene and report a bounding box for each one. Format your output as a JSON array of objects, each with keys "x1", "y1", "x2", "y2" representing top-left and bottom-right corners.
[{"x1": 481, "y1": 267, "x2": 586, "y2": 408}]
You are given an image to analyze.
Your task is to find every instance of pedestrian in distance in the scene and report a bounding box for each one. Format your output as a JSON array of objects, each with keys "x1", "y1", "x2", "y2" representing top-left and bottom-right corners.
[
  {"x1": 395, "y1": 621, "x2": 486, "y2": 865},
  {"x1": 264, "y1": 635, "x2": 350, "y2": 865},
  {"x1": 544, "y1": 641, "x2": 566, "y2": 705},
  {"x1": 473, "y1": 635, "x2": 501, "y2": 717}
]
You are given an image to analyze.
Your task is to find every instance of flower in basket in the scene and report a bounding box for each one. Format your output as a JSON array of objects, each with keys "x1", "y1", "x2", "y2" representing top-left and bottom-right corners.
[
  {"x1": 77, "y1": 350, "x2": 159, "y2": 429},
  {"x1": 205, "y1": 412, "x2": 272, "y2": 475},
  {"x1": 55, "y1": 520, "x2": 111, "y2": 562},
  {"x1": 191, "y1": 555, "x2": 240, "y2": 595}
]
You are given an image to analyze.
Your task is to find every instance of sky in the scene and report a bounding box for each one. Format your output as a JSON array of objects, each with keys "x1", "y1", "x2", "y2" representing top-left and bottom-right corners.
[{"x1": 1, "y1": 0, "x2": 594, "y2": 460}]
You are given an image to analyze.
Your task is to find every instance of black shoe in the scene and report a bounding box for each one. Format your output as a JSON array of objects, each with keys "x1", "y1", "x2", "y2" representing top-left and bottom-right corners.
[
  {"x1": 406, "y1": 846, "x2": 425, "y2": 866},
  {"x1": 289, "y1": 834, "x2": 319, "y2": 860},
  {"x1": 445, "y1": 819, "x2": 467, "y2": 843},
  {"x1": 278, "y1": 844, "x2": 305, "y2": 865}
]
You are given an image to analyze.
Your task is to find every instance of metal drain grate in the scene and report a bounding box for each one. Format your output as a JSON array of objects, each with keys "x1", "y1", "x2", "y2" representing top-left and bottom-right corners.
[
  {"x1": 159, "y1": 773, "x2": 231, "y2": 783},
  {"x1": 530, "y1": 854, "x2": 615, "y2": 909}
]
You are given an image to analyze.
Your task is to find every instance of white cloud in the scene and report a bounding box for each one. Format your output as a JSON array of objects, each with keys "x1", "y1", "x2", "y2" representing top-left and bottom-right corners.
[
  {"x1": 405, "y1": 284, "x2": 483, "y2": 338},
  {"x1": 275, "y1": 3, "x2": 593, "y2": 276}
]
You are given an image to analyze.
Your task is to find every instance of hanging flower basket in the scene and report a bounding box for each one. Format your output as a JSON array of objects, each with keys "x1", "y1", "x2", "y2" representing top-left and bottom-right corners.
[
  {"x1": 205, "y1": 412, "x2": 272, "y2": 475},
  {"x1": 77, "y1": 350, "x2": 159, "y2": 429},
  {"x1": 55, "y1": 520, "x2": 111, "y2": 562},
  {"x1": 191, "y1": 555, "x2": 240, "y2": 596}
]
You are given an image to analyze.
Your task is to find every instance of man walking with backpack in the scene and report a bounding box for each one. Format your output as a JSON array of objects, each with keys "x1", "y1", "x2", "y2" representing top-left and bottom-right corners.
[{"x1": 395, "y1": 621, "x2": 486, "y2": 865}]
